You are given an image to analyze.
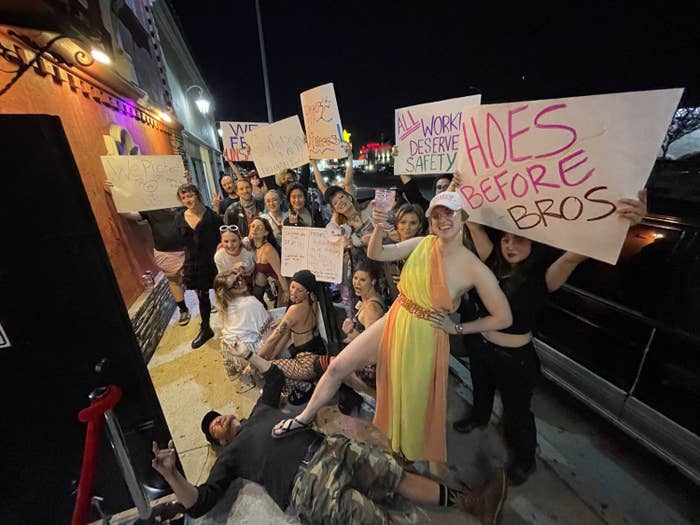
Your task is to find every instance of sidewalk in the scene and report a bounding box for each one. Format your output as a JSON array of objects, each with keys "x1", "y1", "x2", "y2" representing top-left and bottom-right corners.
[{"x1": 134, "y1": 291, "x2": 698, "y2": 524}]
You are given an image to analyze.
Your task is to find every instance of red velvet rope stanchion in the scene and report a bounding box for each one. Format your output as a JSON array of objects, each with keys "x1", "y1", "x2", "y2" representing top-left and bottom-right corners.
[{"x1": 71, "y1": 385, "x2": 122, "y2": 525}]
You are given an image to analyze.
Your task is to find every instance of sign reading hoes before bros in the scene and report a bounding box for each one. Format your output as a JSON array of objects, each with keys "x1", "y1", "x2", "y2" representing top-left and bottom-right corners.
[
  {"x1": 244, "y1": 116, "x2": 310, "y2": 178},
  {"x1": 281, "y1": 226, "x2": 343, "y2": 284},
  {"x1": 100, "y1": 155, "x2": 184, "y2": 212},
  {"x1": 455, "y1": 88, "x2": 682, "y2": 264},
  {"x1": 301, "y1": 83, "x2": 346, "y2": 160},
  {"x1": 394, "y1": 94, "x2": 481, "y2": 175}
]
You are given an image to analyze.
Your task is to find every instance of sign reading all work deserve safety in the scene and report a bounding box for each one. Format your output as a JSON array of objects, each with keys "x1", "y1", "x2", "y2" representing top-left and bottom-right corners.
[
  {"x1": 455, "y1": 88, "x2": 683, "y2": 264},
  {"x1": 101, "y1": 155, "x2": 184, "y2": 212},
  {"x1": 394, "y1": 94, "x2": 481, "y2": 175},
  {"x1": 245, "y1": 116, "x2": 310, "y2": 178}
]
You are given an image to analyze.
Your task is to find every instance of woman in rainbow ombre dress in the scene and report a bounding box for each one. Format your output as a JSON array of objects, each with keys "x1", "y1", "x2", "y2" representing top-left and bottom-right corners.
[{"x1": 272, "y1": 192, "x2": 512, "y2": 466}]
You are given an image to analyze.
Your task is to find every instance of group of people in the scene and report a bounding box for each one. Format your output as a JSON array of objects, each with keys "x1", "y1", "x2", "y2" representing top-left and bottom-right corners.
[{"x1": 109, "y1": 148, "x2": 646, "y2": 523}]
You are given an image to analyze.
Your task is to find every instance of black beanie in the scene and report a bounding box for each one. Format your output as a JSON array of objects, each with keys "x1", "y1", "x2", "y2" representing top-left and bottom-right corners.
[
  {"x1": 291, "y1": 269, "x2": 317, "y2": 293},
  {"x1": 201, "y1": 410, "x2": 221, "y2": 445}
]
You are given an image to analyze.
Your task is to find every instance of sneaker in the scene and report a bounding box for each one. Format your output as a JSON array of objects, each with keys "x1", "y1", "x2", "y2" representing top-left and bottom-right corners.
[{"x1": 178, "y1": 310, "x2": 191, "y2": 326}]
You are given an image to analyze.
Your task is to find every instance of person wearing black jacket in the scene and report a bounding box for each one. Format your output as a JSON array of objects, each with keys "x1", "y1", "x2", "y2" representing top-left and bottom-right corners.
[{"x1": 152, "y1": 340, "x2": 507, "y2": 524}]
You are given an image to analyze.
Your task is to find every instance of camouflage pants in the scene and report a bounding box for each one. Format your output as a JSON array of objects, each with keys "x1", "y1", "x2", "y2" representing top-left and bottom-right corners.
[{"x1": 289, "y1": 435, "x2": 404, "y2": 525}]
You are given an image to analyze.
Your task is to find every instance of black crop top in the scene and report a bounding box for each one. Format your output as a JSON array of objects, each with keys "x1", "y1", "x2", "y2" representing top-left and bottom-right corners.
[{"x1": 469, "y1": 250, "x2": 549, "y2": 335}]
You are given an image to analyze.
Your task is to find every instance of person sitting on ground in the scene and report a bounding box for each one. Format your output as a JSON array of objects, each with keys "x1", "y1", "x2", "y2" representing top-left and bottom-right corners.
[
  {"x1": 337, "y1": 261, "x2": 387, "y2": 415},
  {"x1": 213, "y1": 267, "x2": 326, "y2": 398},
  {"x1": 151, "y1": 339, "x2": 508, "y2": 525},
  {"x1": 256, "y1": 269, "x2": 328, "y2": 405}
]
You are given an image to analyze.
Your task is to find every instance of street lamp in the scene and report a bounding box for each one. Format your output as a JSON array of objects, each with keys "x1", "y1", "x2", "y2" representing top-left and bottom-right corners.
[{"x1": 185, "y1": 85, "x2": 211, "y2": 115}]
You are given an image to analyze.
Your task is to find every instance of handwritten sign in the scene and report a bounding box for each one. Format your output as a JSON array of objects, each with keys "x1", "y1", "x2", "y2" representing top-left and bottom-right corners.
[
  {"x1": 244, "y1": 116, "x2": 310, "y2": 177},
  {"x1": 100, "y1": 155, "x2": 184, "y2": 212},
  {"x1": 394, "y1": 94, "x2": 481, "y2": 175},
  {"x1": 281, "y1": 226, "x2": 344, "y2": 283},
  {"x1": 300, "y1": 83, "x2": 345, "y2": 159},
  {"x1": 220, "y1": 121, "x2": 266, "y2": 162},
  {"x1": 455, "y1": 88, "x2": 683, "y2": 264}
]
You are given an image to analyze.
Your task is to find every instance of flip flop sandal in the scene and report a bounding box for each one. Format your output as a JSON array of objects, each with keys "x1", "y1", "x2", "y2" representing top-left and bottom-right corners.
[{"x1": 271, "y1": 417, "x2": 312, "y2": 438}]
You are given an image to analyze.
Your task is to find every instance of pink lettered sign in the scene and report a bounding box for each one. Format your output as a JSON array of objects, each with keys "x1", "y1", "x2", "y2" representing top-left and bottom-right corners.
[
  {"x1": 455, "y1": 88, "x2": 683, "y2": 264},
  {"x1": 394, "y1": 94, "x2": 481, "y2": 175}
]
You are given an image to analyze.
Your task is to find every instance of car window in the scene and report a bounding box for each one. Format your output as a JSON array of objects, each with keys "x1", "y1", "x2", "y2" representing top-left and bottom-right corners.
[{"x1": 563, "y1": 221, "x2": 699, "y2": 336}]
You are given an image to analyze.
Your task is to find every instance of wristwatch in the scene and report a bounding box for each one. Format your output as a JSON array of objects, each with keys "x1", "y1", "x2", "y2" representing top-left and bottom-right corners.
[{"x1": 454, "y1": 323, "x2": 464, "y2": 335}]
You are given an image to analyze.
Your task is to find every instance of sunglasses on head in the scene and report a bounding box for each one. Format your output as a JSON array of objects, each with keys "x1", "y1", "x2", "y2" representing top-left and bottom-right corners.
[{"x1": 220, "y1": 225, "x2": 240, "y2": 233}]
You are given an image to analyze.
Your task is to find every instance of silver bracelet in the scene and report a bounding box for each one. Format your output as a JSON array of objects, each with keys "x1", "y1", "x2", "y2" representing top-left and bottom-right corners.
[{"x1": 454, "y1": 323, "x2": 464, "y2": 335}]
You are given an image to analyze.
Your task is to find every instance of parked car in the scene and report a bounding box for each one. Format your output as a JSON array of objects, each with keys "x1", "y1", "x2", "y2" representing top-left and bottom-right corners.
[{"x1": 534, "y1": 160, "x2": 700, "y2": 485}]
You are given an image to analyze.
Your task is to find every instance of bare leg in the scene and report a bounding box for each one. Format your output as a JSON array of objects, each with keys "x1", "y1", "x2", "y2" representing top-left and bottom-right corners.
[
  {"x1": 397, "y1": 472, "x2": 439, "y2": 505},
  {"x1": 272, "y1": 315, "x2": 387, "y2": 436},
  {"x1": 344, "y1": 372, "x2": 375, "y2": 397},
  {"x1": 167, "y1": 278, "x2": 185, "y2": 302}
]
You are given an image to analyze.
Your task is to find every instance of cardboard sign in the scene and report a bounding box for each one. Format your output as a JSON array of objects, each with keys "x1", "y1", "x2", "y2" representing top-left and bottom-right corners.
[
  {"x1": 300, "y1": 83, "x2": 345, "y2": 159},
  {"x1": 394, "y1": 94, "x2": 481, "y2": 175},
  {"x1": 220, "y1": 121, "x2": 267, "y2": 162},
  {"x1": 244, "y1": 116, "x2": 310, "y2": 177},
  {"x1": 455, "y1": 88, "x2": 683, "y2": 264},
  {"x1": 281, "y1": 226, "x2": 343, "y2": 283},
  {"x1": 100, "y1": 155, "x2": 184, "y2": 212}
]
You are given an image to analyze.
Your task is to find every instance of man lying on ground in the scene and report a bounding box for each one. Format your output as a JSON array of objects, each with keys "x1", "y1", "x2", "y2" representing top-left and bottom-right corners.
[{"x1": 152, "y1": 340, "x2": 507, "y2": 525}]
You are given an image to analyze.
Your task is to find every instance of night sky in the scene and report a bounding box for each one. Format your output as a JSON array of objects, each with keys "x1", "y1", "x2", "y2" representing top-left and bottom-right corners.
[{"x1": 169, "y1": 1, "x2": 700, "y2": 148}]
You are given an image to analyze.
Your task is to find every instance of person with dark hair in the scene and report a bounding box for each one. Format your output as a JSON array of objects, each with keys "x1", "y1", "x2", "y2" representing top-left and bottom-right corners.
[
  {"x1": 283, "y1": 182, "x2": 325, "y2": 228},
  {"x1": 441, "y1": 172, "x2": 648, "y2": 485},
  {"x1": 103, "y1": 173, "x2": 192, "y2": 326},
  {"x1": 174, "y1": 183, "x2": 222, "y2": 348},
  {"x1": 223, "y1": 178, "x2": 265, "y2": 236},
  {"x1": 152, "y1": 338, "x2": 508, "y2": 524},
  {"x1": 249, "y1": 217, "x2": 289, "y2": 307}
]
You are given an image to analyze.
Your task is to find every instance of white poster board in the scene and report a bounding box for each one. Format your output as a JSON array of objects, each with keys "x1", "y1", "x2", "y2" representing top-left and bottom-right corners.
[
  {"x1": 394, "y1": 94, "x2": 481, "y2": 175},
  {"x1": 220, "y1": 121, "x2": 267, "y2": 162},
  {"x1": 455, "y1": 88, "x2": 683, "y2": 264},
  {"x1": 300, "y1": 83, "x2": 345, "y2": 159},
  {"x1": 281, "y1": 226, "x2": 344, "y2": 283},
  {"x1": 100, "y1": 155, "x2": 184, "y2": 212},
  {"x1": 244, "y1": 116, "x2": 310, "y2": 177}
]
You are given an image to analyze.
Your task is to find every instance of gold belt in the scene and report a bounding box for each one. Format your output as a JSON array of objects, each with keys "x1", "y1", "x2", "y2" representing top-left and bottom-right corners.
[{"x1": 397, "y1": 294, "x2": 432, "y2": 320}]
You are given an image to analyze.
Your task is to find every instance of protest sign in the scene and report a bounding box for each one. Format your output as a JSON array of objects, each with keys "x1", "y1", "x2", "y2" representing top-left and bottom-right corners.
[
  {"x1": 301, "y1": 83, "x2": 345, "y2": 159},
  {"x1": 100, "y1": 155, "x2": 184, "y2": 212},
  {"x1": 455, "y1": 88, "x2": 683, "y2": 264},
  {"x1": 281, "y1": 226, "x2": 344, "y2": 283},
  {"x1": 220, "y1": 121, "x2": 267, "y2": 162},
  {"x1": 244, "y1": 116, "x2": 309, "y2": 177},
  {"x1": 394, "y1": 94, "x2": 481, "y2": 175}
]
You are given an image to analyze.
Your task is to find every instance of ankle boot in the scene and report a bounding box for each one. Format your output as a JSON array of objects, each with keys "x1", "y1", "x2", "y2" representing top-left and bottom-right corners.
[
  {"x1": 459, "y1": 469, "x2": 507, "y2": 525},
  {"x1": 192, "y1": 324, "x2": 214, "y2": 348}
]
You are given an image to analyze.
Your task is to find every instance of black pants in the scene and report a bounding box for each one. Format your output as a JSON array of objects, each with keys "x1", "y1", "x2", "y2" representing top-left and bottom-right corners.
[{"x1": 469, "y1": 337, "x2": 540, "y2": 464}]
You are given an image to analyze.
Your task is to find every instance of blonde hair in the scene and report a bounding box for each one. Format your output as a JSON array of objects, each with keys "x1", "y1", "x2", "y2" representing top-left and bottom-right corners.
[{"x1": 275, "y1": 168, "x2": 296, "y2": 186}]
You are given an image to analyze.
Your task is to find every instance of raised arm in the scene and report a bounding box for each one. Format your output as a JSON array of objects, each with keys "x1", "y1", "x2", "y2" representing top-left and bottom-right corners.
[
  {"x1": 342, "y1": 142, "x2": 355, "y2": 197},
  {"x1": 151, "y1": 440, "x2": 198, "y2": 510},
  {"x1": 545, "y1": 189, "x2": 647, "y2": 292},
  {"x1": 367, "y1": 217, "x2": 423, "y2": 262},
  {"x1": 227, "y1": 160, "x2": 242, "y2": 180},
  {"x1": 466, "y1": 222, "x2": 494, "y2": 261},
  {"x1": 310, "y1": 159, "x2": 329, "y2": 196}
]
